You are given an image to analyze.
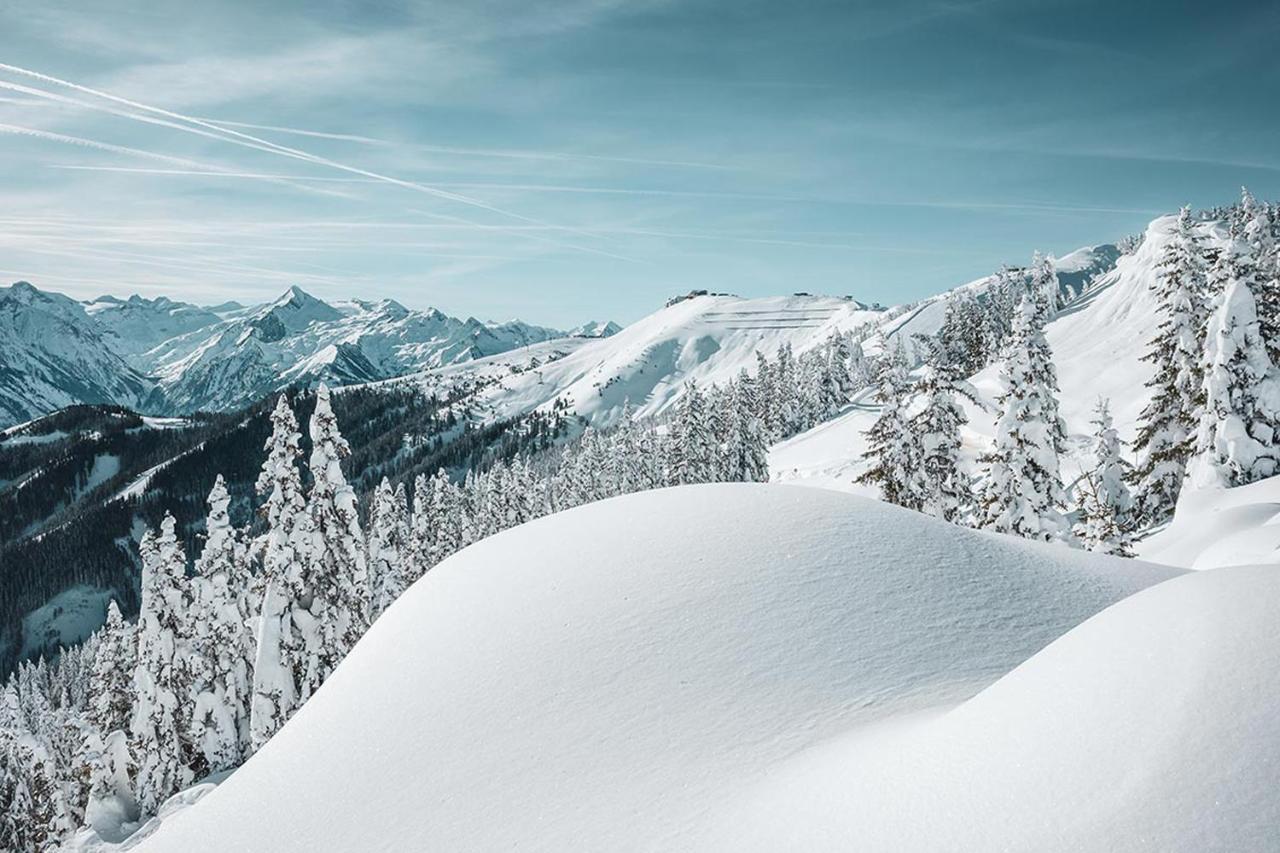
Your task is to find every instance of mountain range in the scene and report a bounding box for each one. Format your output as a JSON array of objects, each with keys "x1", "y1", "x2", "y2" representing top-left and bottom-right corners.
[{"x1": 0, "y1": 282, "x2": 618, "y2": 428}]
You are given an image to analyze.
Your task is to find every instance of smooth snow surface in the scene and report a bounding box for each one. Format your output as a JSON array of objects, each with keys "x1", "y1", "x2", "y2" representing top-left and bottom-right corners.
[
  {"x1": 709, "y1": 563, "x2": 1280, "y2": 852},
  {"x1": 1138, "y1": 476, "x2": 1280, "y2": 569},
  {"x1": 135, "y1": 485, "x2": 1177, "y2": 853}
]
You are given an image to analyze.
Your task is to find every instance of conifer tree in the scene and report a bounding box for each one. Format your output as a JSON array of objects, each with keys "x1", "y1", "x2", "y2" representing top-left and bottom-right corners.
[
  {"x1": 130, "y1": 515, "x2": 195, "y2": 814},
  {"x1": 301, "y1": 384, "x2": 369, "y2": 697},
  {"x1": 188, "y1": 476, "x2": 253, "y2": 774},
  {"x1": 1131, "y1": 207, "x2": 1207, "y2": 522},
  {"x1": 910, "y1": 339, "x2": 975, "y2": 523},
  {"x1": 1187, "y1": 268, "x2": 1280, "y2": 488},
  {"x1": 980, "y1": 294, "x2": 1070, "y2": 541},
  {"x1": 89, "y1": 600, "x2": 135, "y2": 737},
  {"x1": 1076, "y1": 399, "x2": 1137, "y2": 555},
  {"x1": 250, "y1": 395, "x2": 306, "y2": 753},
  {"x1": 856, "y1": 339, "x2": 919, "y2": 508},
  {"x1": 367, "y1": 477, "x2": 409, "y2": 619}
]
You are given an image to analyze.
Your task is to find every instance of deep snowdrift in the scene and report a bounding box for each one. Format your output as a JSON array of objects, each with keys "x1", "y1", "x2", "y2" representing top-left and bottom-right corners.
[
  {"x1": 1137, "y1": 476, "x2": 1280, "y2": 569},
  {"x1": 707, "y1": 563, "x2": 1280, "y2": 852},
  {"x1": 134, "y1": 484, "x2": 1176, "y2": 852}
]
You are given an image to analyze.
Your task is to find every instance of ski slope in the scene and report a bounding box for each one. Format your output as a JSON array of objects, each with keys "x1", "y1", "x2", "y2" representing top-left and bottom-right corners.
[{"x1": 131, "y1": 484, "x2": 1178, "y2": 853}]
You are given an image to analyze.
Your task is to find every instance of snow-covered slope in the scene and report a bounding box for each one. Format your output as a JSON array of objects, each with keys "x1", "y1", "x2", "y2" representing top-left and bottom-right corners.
[
  {"x1": 771, "y1": 223, "x2": 1195, "y2": 493},
  {"x1": 1136, "y1": 475, "x2": 1280, "y2": 569},
  {"x1": 132, "y1": 484, "x2": 1178, "y2": 853},
  {"x1": 708, "y1": 562, "x2": 1280, "y2": 852},
  {"x1": 391, "y1": 293, "x2": 884, "y2": 428},
  {"x1": 84, "y1": 295, "x2": 223, "y2": 357},
  {"x1": 0, "y1": 282, "x2": 155, "y2": 426}
]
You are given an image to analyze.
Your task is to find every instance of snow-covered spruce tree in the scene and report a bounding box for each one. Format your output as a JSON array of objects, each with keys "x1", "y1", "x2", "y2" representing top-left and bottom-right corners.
[
  {"x1": 667, "y1": 382, "x2": 716, "y2": 485},
  {"x1": 83, "y1": 598, "x2": 139, "y2": 826},
  {"x1": 979, "y1": 293, "x2": 1071, "y2": 541},
  {"x1": 909, "y1": 337, "x2": 976, "y2": 523},
  {"x1": 367, "y1": 477, "x2": 409, "y2": 620},
  {"x1": 1131, "y1": 206, "x2": 1207, "y2": 523},
  {"x1": 936, "y1": 293, "x2": 989, "y2": 377},
  {"x1": 727, "y1": 371, "x2": 771, "y2": 483},
  {"x1": 1029, "y1": 251, "x2": 1060, "y2": 318},
  {"x1": 426, "y1": 468, "x2": 461, "y2": 566},
  {"x1": 130, "y1": 515, "x2": 196, "y2": 814},
  {"x1": 1076, "y1": 399, "x2": 1137, "y2": 555},
  {"x1": 856, "y1": 338, "x2": 920, "y2": 508},
  {"x1": 90, "y1": 599, "x2": 135, "y2": 737},
  {"x1": 1238, "y1": 187, "x2": 1280, "y2": 361},
  {"x1": 300, "y1": 384, "x2": 369, "y2": 699},
  {"x1": 187, "y1": 475, "x2": 253, "y2": 774},
  {"x1": 1186, "y1": 266, "x2": 1280, "y2": 489},
  {"x1": 250, "y1": 395, "x2": 306, "y2": 753}
]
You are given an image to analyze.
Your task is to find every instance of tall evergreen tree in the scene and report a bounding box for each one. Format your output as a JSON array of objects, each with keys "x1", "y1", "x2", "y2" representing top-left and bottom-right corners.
[
  {"x1": 1131, "y1": 207, "x2": 1207, "y2": 523},
  {"x1": 856, "y1": 339, "x2": 919, "y2": 508},
  {"x1": 250, "y1": 395, "x2": 306, "y2": 753},
  {"x1": 1076, "y1": 399, "x2": 1137, "y2": 555},
  {"x1": 1187, "y1": 268, "x2": 1280, "y2": 489},
  {"x1": 188, "y1": 475, "x2": 253, "y2": 774},
  {"x1": 909, "y1": 340, "x2": 975, "y2": 522},
  {"x1": 130, "y1": 515, "x2": 195, "y2": 814},
  {"x1": 367, "y1": 477, "x2": 409, "y2": 619},
  {"x1": 301, "y1": 384, "x2": 369, "y2": 698},
  {"x1": 980, "y1": 293, "x2": 1070, "y2": 541}
]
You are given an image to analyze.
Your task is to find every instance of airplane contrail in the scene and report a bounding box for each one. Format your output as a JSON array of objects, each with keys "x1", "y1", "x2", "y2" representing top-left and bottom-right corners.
[{"x1": 0, "y1": 63, "x2": 640, "y2": 262}]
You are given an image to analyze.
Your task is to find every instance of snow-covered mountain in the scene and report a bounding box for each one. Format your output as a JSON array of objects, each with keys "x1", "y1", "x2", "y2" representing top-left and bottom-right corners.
[
  {"x1": 0, "y1": 282, "x2": 156, "y2": 426},
  {"x1": 0, "y1": 282, "x2": 614, "y2": 426}
]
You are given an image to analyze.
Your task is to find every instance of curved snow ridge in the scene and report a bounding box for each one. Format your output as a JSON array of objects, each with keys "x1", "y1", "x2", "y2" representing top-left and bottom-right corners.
[
  {"x1": 709, "y1": 562, "x2": 1280, "y2": 852},
  {"x1": 133, "y1": 484, "x2": 1178, "y2": 853}
]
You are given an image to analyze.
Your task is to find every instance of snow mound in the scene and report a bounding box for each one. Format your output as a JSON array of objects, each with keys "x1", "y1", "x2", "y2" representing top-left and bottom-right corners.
[
  {"x1": 134, "y1": 484, "x2": 1177, "y2": 853},
  {"x1": 1137, "y1": 475, "x2": 1280, "y2": 569},
  {"x1": 708, "y1": 562, "x2": 1280, "y2": 852}
]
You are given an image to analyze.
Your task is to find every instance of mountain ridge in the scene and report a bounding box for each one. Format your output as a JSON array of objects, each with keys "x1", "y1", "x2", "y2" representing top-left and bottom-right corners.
[{"x1": 0, "y1": 282, "x2": 619, "y2": 427}]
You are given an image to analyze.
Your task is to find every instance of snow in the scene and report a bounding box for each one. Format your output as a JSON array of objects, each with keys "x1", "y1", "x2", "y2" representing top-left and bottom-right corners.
[
  {"x1": 389, "y1": 294, "x2": 884, "y2": 429},
  {"x1": 18, "y1": 585, "x2": 115, "y2": 662},
  {"x1": 132, "y1": 484, "x2": 1178, "y2": 853},
  {"x1": 706, "y1": 562, "x2": 1280, "y2": 852},
  {"x1": 771, "y1": 219, "x2": 1198, "y2": 495},
  {"x1": 1137, "y1": 475, "x2": 1280, "y2": 569}
]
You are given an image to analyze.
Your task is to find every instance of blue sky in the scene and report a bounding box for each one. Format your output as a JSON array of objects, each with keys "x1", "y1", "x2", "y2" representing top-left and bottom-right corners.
[{"x1": 1, "y1": 0, "x2": 1277, "y2": 326}]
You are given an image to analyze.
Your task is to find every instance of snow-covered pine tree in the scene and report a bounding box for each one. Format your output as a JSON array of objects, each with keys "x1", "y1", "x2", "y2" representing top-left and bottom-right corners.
[
  {"x1": 1238, "y1": 187, "x2": 1280, "y2": 361},
  {"x1": 727, "y1": 370, "x2": 771, "y2": 483},
  {"x1": 89, "y1": 599, "x2": 135, "y2": 737},
  {"x1": 1187, "y1": 263, "x2": 1280, "y2": 489},
  {"x1": 1131, "y1": 206, "x2": 1207, "y2": 523},
  {"x1": 426, "y1": 468, "x2": 461, "y2": 566},
  {"x1": 367, "y1": 477, "x2": 409, "y2": 620},
  {"x1": 667, "y1": 382, "x2": 715, "y2": 485},
  {"x1": 130, "y1": 515, "x2": 196, "y2": 814},
  {"x1": 1029, "y1": 251, "x2": 1061, "y2": 318},
  {"x1": 1075, "y1": 399, "x2": 1137, "y2": 555},
  {"x1": 250, "y1": 395, "x2": 306, "y2": 753},
  {"x1": 0, "y1": 698, "x2": 74, "y2": 853},
  {"x1": 979, "y1": 293, "x2": 1071, "y2": 541},
  {"x1": 301, "y1": 384, "x2": 369, "y2": 698},
  {"x1": 856, "y1": 338, "x2": 920, "y2": 508},
  {"x1": 909, "y1": 337, "x2": 975, "y2": 523},
  {"x1": 187, "y1": 475, "x2": 253, "y2": 774}
]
